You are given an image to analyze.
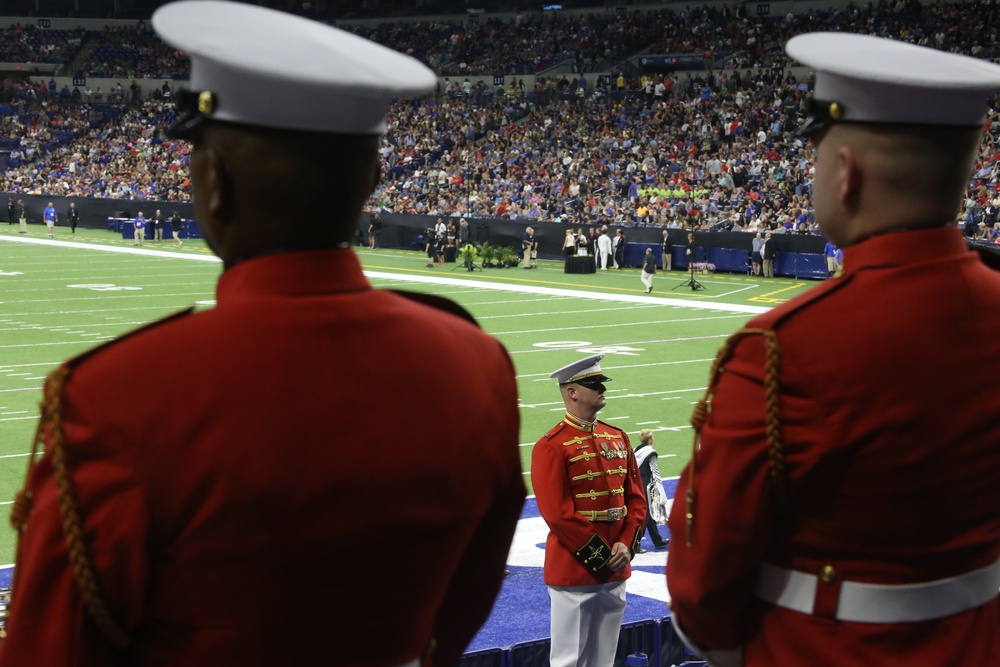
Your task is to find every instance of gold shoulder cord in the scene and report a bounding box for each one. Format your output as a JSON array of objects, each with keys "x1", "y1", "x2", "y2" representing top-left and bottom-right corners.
[
  {"x1": 686, "y1": 328, "x2": 785, "y2": 546},
  {"x1": 9, "y1": 366, "x2": 130, "y2": 649}
]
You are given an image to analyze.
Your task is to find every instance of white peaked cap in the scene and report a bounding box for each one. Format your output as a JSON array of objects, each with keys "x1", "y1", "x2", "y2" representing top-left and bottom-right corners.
[
  {"x1": 152, "y1": 0, "x2": 437, "y2": 136},
  {"x1": 785, "y1": 32, "x2": 1000, "y2": 131},
  {"x1": 550, "y1": 354, "x2": 613, "y2": 385}
]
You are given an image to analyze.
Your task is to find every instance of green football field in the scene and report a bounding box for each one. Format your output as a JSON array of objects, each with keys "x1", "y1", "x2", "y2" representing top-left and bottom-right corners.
[{"x1": 0, "y1": 225, "x2": 816, "y2": 566}]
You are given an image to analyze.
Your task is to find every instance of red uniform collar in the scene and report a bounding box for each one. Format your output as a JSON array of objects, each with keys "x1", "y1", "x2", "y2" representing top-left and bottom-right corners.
[
  {"x1": 216, "y1": 248, "x2": 370, "y2": 302},
  {"x1": 842, "y1": 226, "x2": 970, "y2": 275}
]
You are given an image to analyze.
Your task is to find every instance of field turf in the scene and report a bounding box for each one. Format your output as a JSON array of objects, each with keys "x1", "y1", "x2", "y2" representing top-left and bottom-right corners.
[{"x1": 0, "y1": 224, "x2": 816, "y2": 568}]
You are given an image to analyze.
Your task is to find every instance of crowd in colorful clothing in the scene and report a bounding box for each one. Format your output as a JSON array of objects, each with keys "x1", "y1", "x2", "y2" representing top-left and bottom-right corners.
[{"x1": 1, "y1": 0, "x2": 999, "y2": 234}]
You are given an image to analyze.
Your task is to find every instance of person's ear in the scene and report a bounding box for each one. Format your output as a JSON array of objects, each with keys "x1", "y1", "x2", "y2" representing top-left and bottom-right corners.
[{"x1": 836, "y1": 145, "x2": 861, "y2": 211}]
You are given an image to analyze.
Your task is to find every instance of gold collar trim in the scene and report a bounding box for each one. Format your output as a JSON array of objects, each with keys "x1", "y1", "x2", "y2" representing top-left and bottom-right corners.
[{"x1": 563, "y1": 412, "x2": 598, "y2": 432}]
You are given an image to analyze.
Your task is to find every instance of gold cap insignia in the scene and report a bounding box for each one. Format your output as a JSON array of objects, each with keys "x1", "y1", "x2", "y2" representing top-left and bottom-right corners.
[{"x1": 197, "y1": 90, "x2": 217, "y2": 115}]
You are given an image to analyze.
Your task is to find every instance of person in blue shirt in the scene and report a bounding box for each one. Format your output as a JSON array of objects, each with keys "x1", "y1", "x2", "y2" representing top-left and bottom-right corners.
[
  {"x1": 823, "y1": 240, "x2": 839, "y2": 278},
  {"x1": 43, "y1": 202, "x2": 57, "y2": 238},
  {"x1": 133, "y1": 211, "x2": 147, "y2": 246}
]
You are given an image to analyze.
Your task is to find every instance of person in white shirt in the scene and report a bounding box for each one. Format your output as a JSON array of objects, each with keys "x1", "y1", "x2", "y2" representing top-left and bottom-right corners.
[{"x1": 596, "y1": 226, "x2": 613, "y2": 269}]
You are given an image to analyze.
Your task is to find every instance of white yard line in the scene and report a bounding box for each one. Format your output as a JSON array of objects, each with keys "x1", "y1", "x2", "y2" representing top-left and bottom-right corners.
[{"x1": 1, "y1": 234, "x2": 771, "y2": 314}]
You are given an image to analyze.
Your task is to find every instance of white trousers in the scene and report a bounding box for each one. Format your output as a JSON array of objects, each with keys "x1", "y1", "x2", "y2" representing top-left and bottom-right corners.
[
  {"x1": 598, "y1": 248, "x2": 610, "y2": 269},
  {"x1": 641, "y1": 271, "x2": 653, "y2": 290},
  {"x1": 548, "y1": 581, "x2": 626, "y2": 667}
]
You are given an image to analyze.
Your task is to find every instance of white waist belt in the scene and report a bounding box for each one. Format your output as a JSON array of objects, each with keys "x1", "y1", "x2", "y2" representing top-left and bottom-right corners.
[{"x1": 755, "y1": 557, "x2": 1000, "y2": 623}]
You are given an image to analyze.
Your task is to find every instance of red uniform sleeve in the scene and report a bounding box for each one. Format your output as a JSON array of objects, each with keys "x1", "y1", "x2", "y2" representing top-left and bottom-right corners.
[
  {"x1": 0, "y1": 387, "x2": 151, "y2": 665},
  {"x1": 665, "y1": 335, "x2": 776, "y2": 652}
]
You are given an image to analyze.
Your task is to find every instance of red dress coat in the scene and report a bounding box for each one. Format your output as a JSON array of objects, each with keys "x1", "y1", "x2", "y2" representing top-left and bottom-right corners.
[
  {"x1": 667, "y1": 227, "x2": 1000, "y2": 666},
  {"x1": 532, "y1": 415, "x2": 647, "y2": 586},
  {"x1": 0, "y1": 249, "x2": 525, "y2": 667}
]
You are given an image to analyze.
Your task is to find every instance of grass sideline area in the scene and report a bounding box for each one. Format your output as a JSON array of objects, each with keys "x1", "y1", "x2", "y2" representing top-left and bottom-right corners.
[{"x1": 0, "y1": 226, "x2": 815, "y2": 569}]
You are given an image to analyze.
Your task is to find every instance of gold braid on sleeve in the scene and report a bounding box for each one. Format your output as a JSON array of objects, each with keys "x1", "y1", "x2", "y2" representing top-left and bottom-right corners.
[
  {"x1": 686, "y1": 328, "x2": 785, "y2": 546},
  {"x1": 11, "y1": 366, "x2": 131, "y2": 649}
]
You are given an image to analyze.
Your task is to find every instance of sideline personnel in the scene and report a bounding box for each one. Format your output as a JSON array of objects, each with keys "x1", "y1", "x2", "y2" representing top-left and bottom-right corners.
[
  {"x1": 0, "y1": 3, "x2": 525, "y2": 666},
  {"x1": 667, "y1": 33, "x2": 1000, "y2": 667},
  {"x1": 532, "y1": 354, "x2": 647, "y2": 667}
]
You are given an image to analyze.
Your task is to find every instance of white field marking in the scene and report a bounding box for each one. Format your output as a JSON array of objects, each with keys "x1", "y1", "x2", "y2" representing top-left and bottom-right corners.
[
  {"x1": 1, "y1": 306, "x2": 187, "y2": 318},
  {"x1": 0, "y1": 388, "x2": 42, "y2": 394},
  {"x1": 521, "y1": 387, "x2": 706, "y2": 410},
  {"x1": 0, "y1": 257, "x2": 213, "y2": 272},
  {"x1": 517, "y1": 357, "x2": 715, "y2": 380},
  {"x1": 0, "y1": 453, "x2": 30, "y2": 459},
  {"x1": 12, "y1": 285, "x2": 211, "y2": 296},
  {"x1": 0, "y1": 323, "x2": 135, "y2": 334},
  {"x1": 11, "y1": 292, "x2": 212, "y2": 305},
  {"x1": 368, "y1": 279, "x2": 578, "y2": 305},
  {"x1": 510, "y1": 333, "x2": 731, "y2": 355},
  {"x1": 636, "y1": 421, "x2": 660, "y2": 425},
  {"x1": 0, "y1": 341, "x2": 104, "y2": 350},
  {"x1": 692, "y1": 283, "x2": 759, "y2": 299},
  {"x1": 0, "y1": 234, "x2": 224, "y2": 263},
  {"x1": 0, "y1": 362, "x2": 69, "y2": 369},
  {"x1": 364, "y1": 270, "x2": 771, "y2": 314},
  {"x1": 4, "y1": 373, "x2": 32, "y2": 377},
  {"x1": 483, "y1": 304, "x2": 661, "y2": 319},
  {"x1": 10, "y1": 281, "x2": 214, "y2": 292},
  {"x1": 1, "y1": 235, "x2": 773, "y2": 316},
  {"x1": 494, "y1": 314, "x2": 748, "y2": 336},
  {"x1": 67, "y1": 284, "x2": 142, "y2": 292},
  {"x1": 0, "y1": 501, "x2": 12, "y2": 506},
  {"x1": 0, "y1": 416, "x2": 37, "y2": 422},
  {"x1": 0, "y1": 255, "x2": 214, "y2": 271},
  {"x1": 476, "y1": 303, "x2": 663, "y2": 320},
  {"x1": 452, "y1": 296, "x2": 578, "y2": 307},
  {"x1": 1, "y1": 412, "x2": 29, "y2": 416}
]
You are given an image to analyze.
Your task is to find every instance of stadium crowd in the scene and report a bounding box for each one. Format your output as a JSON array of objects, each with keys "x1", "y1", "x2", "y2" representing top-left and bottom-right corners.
[
  {"x1": 79, "y1": 24, "x2": 190, "y2": 80},
  {"x1": 0, "y1": 24, "x2": 86, "y2": 64},
  {"x1": 1, "y1": 0, "x2": 999, "y2": 236},
  {"x1": 0, "y1": 97, "x2": 189, "y2": 201}
]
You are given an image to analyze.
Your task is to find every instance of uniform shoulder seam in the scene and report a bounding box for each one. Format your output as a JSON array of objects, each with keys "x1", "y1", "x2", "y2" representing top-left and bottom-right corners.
[{"x1": 66, "y1": 308, "x2": 195, "y2": 370}]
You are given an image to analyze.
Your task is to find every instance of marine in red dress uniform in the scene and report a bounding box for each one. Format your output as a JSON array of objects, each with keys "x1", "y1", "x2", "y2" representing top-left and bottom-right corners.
[
  {"x1": 667, "y1": 34, "x2": 1000, "y2": 667},
  {"x1": 0, "y1": 5, "x2": 525, "y2": 667},
  {"x1": 532, "y1": 355, "x2": 647, "y2": 667}
]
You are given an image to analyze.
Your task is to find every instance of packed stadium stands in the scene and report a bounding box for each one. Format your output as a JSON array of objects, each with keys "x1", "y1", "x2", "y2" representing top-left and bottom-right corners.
[{"x1": 0, "y1": 0, "x2": 999, "y2": 239}]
